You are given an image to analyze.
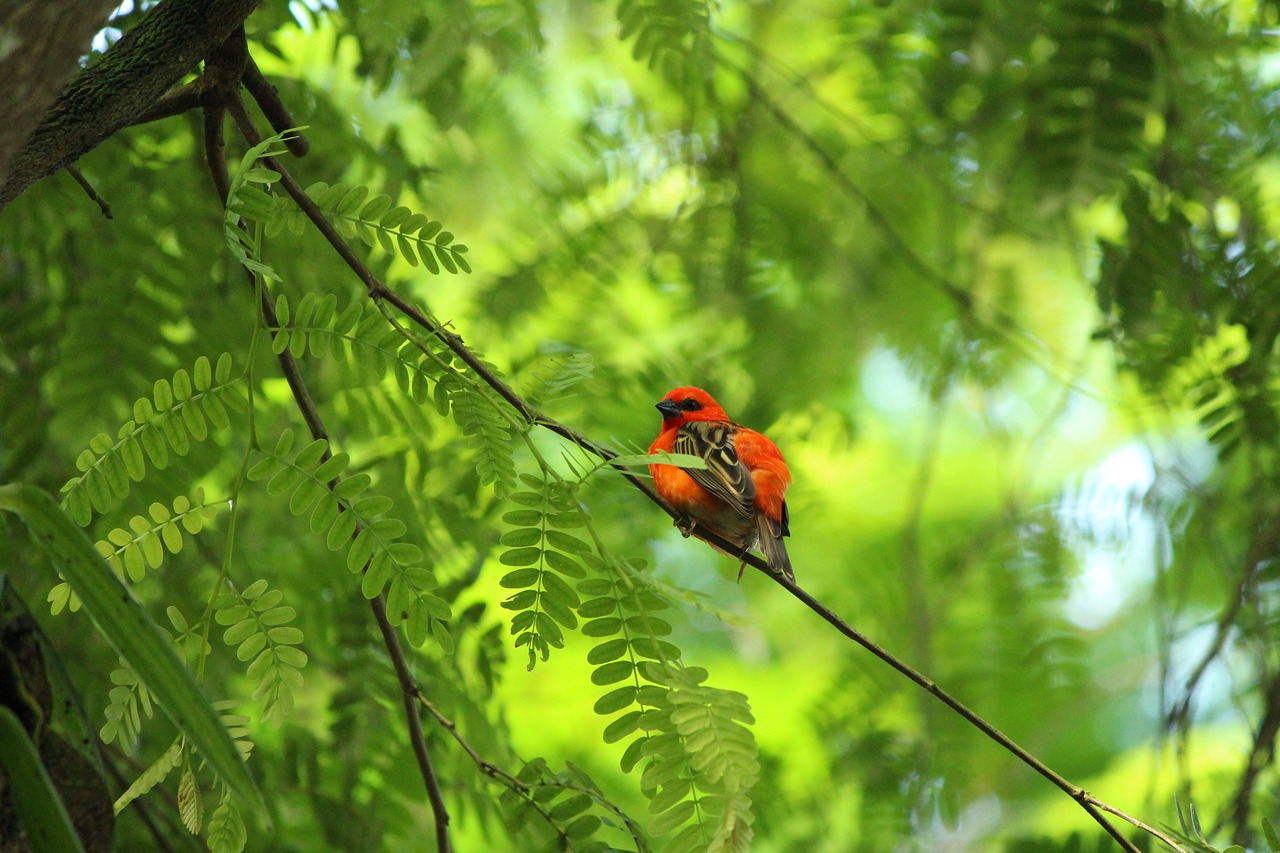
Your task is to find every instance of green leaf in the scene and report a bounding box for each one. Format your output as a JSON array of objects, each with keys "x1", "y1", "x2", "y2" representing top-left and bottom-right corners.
[
  {"x1": 596, "y1": 686, "x2": 639, "y2": 717},
  {"x1": 592, "y1": 661, "x2": 635, "y2": 685},
  {"x1": 0, "y1": 707, "x2": 87, "y2": 853},
  {"x1": 648, "y1": 798, "x2": 696, "y2": 835},
  {"x1": 500, "y1": 528, "x2": 542, "y2": 547},
  {"x1": 0, "y1": 485, "x2": 263, "y2": 813},
  {"x1": 500, "y1": 547, "x2": 542, "y2": 567},
  {"x1": 223, "y1": 620, "x2": 258, "y2": 646},
  {"x1": 500, "y1": 568, "x2": 541, "y2": 588},
  {"x1": 578, "y1": 597, "x2": 616, "y2": 618},
  {"x1": 616, "y1": 451, "x2": 708, "y2": 470},
  {"x1": 587, "y1": 639, "x2": 629, "y2": 665},
  {"x1": 648, "y1": 780, "x2": 692, "y2": 815},
  {"x1": 194, "y1": 355, "x2": 212, "y2": 391},
  {"x1": 337, "y1": 185, "x2": 369, "y2": 216},
  {"x1": 604, "y1": 710, "x2": 643, "y2": 743},
  {"x1": 582, "y1": 617, "x2": 622, "y2": 637}
]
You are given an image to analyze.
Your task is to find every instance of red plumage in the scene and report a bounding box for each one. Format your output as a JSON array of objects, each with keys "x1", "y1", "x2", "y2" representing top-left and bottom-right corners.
[{"x1": 648, "y1": 387, "x2": 793, "y2": 581}]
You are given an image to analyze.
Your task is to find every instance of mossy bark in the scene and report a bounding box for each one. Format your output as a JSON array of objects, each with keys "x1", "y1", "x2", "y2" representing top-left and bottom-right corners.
[
  {"x1": 0, "y1": 0, "x2": 262, "y2": 209},
  {"x1": 0, "y1": 1, "x2": 118, "y2": 188}
]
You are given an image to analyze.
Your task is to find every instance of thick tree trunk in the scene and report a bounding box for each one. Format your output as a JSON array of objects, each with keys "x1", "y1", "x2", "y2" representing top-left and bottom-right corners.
[{"x1": 0, "y1": 0, "x2": 263, "y2": 210}]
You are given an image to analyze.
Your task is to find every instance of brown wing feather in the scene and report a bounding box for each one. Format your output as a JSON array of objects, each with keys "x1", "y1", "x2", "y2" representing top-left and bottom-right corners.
[
  {"x1": 673, "y1": 421, "x2": 755, "y2": 518},
  {"x1": 755, "y1": 511, "x2": 793, "y2": 581}
]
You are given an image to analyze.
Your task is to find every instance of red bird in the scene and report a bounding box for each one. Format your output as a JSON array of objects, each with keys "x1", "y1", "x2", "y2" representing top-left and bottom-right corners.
[{"x1": 648, "y1": 387, "x2": 793, "y2": 581}]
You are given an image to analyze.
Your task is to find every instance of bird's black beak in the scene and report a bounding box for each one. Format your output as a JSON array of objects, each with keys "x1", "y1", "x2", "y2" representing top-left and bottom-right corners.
[{"x1": 656, "y1": 399, "x2": 681, "y2": 418}]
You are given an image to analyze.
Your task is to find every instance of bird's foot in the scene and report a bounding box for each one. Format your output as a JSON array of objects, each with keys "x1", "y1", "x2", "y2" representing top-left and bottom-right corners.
[{"x1": 675, "y1": 516, "x2": 697, "y2": 538}]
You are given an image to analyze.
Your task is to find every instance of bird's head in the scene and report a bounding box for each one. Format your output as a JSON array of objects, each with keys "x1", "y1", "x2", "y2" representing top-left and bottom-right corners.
[{"x1": 655, "y1": 387, "x2": 729, "y2": 429}]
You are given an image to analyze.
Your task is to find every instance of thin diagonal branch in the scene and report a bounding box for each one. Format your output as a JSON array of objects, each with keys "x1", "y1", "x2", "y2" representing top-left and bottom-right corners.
[
  {"x1": 64, "y1": 165, "x2": 113, "y2": 219},
  {"x1": 243, "y1": 58, "x2": 309, "y2": 157},
  {"x1": 777, "y1": 576, "x2": 1152, "y2": 853},
  {"x1": 1168, "y1": 516, "x2": 1280, "y2": 730},
  {"x1": 414, "y1": 690, "x2": 647, "y2": 851},
  {"x1": 1229, "y1": 670, "x2": 1280, "y2": 846},
  {"x1": 372, "y1": 595, "x2": 452, "y2": 852},
  {"x1": 229, "y1": 102, "x2": 1172, "y2": 853}
]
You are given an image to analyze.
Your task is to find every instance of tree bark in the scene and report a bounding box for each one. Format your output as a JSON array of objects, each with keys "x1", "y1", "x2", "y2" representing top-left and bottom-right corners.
[
  {"x1": 0, "y1": 1, "x2": 119, "y2": 187},
  {"x1": 0, "y1": 0, "x2": 263, "y2": 210}
]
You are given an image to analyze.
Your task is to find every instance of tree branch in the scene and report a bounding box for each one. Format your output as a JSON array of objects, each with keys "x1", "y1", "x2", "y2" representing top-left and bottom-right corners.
[
  {"x1": 372, "y1": 595, "x2": 452, "y2": 853},
  {"x1": 0, "y1": 0, "x2": 263, "y2": 209},
  {"x1": 414, "y1": 690, "x2": 646, "y2": 850},
  {"x1": 0, "y1": 0, "x2": 119, "y2": 187}
]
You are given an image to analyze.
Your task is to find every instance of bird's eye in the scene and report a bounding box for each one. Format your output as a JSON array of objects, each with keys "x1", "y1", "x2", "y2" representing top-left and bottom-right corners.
[{"x1": 679, "y1": 398, "x2": 702, "y2": 412}]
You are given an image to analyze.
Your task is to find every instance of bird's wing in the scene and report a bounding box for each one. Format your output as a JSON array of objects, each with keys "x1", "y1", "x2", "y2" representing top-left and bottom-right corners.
[{"x1": 673, "y1": 421, "x2": 755, "y2": 518}]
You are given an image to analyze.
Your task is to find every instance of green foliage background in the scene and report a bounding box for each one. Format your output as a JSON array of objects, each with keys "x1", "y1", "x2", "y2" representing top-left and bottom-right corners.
[{"x1": 5, "y1": 0, "x2": 1280, "y2": 850}]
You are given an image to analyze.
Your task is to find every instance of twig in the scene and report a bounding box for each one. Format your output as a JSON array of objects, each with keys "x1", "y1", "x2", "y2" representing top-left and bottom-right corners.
[
  {"x1": 203, "y1": 105, "x2": 231, "y2": 204},
  {"x1": 371, "y1": 595, "x2": 452, "y2": 852},
  {"x1": 1089, "y1": 798, "x2": 1190, "y2": 853},
  {"x1": 229, "y1": 78, "x2": 1167, "y2": 853},
  {"x1": 416, "y1": 692, "x2": 526, "y2": 789},
  {"x1": 414, "y1": 692, "x2": 568, "y2": 843},
  {"x1": 775, "y1": 575, "x2": 1151, "y2": 853},
  {"x1": 64, "y1": 164, "x2": 112, "y2": 219},
  {"x1": 415, "y1": 690, "x2": 646, "y2": 851},
  {"x1": 243, "y1": 57, "x2": 309, "y2": 157},
  {"x1": 1168, "y1": 516, "x2": 1280, "y2": 729},
  {"x1": 1228, "y1": 670, "x2": 1280, "y2": 846}
]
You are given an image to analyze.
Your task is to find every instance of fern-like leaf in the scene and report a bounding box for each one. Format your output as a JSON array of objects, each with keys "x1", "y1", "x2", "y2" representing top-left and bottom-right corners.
[
  {"x1": 270, "y1": 293, "x2": 518, "y2": 495},
  {"x1": 214, "y1": 580, "x2": 307, "y2": 726},
  {"x1": 523, "y1": 351, "x2": 595, "y2": 411},
  {"x1": 49, "y1": 492, "x2": 222, "y2": 615},
  {"x1": 270, "y1": 293, "x2": 450, "y2": 400},
  {"x1": 664, "y1": 676, "x2": 758, "y2": 852},
  {"x1": 289, "y1": 182, "x2": 472, "y2": 274},
  {"x1": 58, "y1": 354, "x2": 244, "y2": 526},
  {"x1": 499, "y1": 757, "x2": 649, "y2": 853},
  {"x1": 576, "y1": 553, "x2": 758, "y2": 849},
  {"x1": 246, "y1": 430, "x2": 453, "y2": 650},
  {"x1": 223, "y1": 131, "x2": 300, "y2": 281},
  {"x1": 206, "y1": 789, "x2": 247, "y2": 853},
  {"x1": 500, "y1": 474, "x2": 590, "y2": 668},
  {"x1": 617, "y1": 0, "x2": 713, "y2": 87},
  {"x1": 440, "y1": 372, "x2": 519, "y2": 498},
  {"x1": 100, "y1": 661, "x2": 154, "y2": 748},
  {"x1": 112, "y1": 738, "x2": 182, "y2": 815},
  {"x1": 179, "y1": 764, "x2": 203, "y2": 835},
  {"x1": 214, "y1": 699, "x2": 255, "y2": 763}
]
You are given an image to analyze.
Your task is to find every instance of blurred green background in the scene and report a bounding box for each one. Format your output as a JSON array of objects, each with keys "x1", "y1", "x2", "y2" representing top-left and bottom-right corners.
[{"x1": 5, "y1": 0, "x2": 1280, "y2": 850}]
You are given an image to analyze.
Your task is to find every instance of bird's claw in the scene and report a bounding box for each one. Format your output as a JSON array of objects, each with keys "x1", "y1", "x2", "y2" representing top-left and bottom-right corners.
[
  {"x1": 675, "y1": 517, "x2": 697, "y2": 538},
  {"x1": 734, "y1": 544, "x2": 754, "y2": 583}
]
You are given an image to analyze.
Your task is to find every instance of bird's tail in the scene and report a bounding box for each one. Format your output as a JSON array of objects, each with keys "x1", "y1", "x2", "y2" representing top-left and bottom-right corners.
[{"x1": 755, "y1": 513, "x2": 793, "y2": 582}]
